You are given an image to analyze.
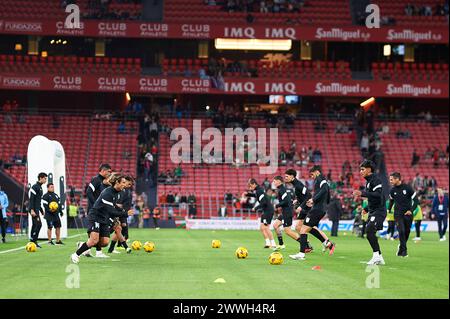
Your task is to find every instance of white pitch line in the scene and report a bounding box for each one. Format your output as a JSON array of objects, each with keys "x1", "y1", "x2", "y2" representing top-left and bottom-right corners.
[{"x1": 0, "y1": 234, "x2": 82, "y2": 255}]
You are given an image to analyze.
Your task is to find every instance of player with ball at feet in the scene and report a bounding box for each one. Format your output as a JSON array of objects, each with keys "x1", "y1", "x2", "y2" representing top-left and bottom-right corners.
[{"x1": 71, "y1": 174, "x2": 129, "y2": 264}]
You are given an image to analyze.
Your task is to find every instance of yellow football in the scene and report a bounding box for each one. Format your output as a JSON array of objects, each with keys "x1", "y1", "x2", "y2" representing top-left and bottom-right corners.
[
  {"x1": 131, "y1": 240, "x2": 142, "y2": 250},
  {"x1": 26, "y1": 242, "x2": 37, "y2": 253},
  {"x1": 49, "y1": 201, "x2": 59, "y2": 212},
  {"x1": 143, "y1": 241, "x2": 155, "y2": 252},
  {"x1": 235, "y1": 247, "x2": 248, "y2": 259},
  {"x1": 269, "y1": 252, "x2": 283, "y2": 265},
  {"x1": 212, "y1": 239, "x2": 221, "y2": 248}
]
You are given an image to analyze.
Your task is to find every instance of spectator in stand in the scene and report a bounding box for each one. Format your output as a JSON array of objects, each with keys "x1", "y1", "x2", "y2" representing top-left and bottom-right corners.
[
  {"x1": 433, "y1": 148, "x2": 440, "y2": 167},
  {"x1": 263, "y1": 177, "x2": 271, "y2": 190},
  {"x1": 279, "y1": 147, "x2": 287, "y2": 166},
  {"x1": 188, "y1": 193, "x2": 197, "y2": 206},
  {"x1": 142, "y1": 207, "x2": 151, "y2": 228},
  {"x1": 174, "y1": 164, "x2": 184, "y2": 181},
  {"x1": 327, "y1": 194, "x2": 343, "y2": 237},
  {"x1": 299, "y1": 147, "x2": 308, "y2": 166},
  {"x1": 143, "y1": 153, "x2": 153, "y2": 181},
  {"x1": 149, "y1": 119, "x2": 158, "y2": 140},
  {"x1": 224, "y1": 190, "x2": 233, "y2": 204},
  {"x1": 293, "y1": 152, "x2": 301, "y2": 166},
  {"x1": 11, "y1": 100, "x2": 19, "y2": 112},
  {"x1": 431, "y1": 189, "x2": 449, "y2": 241},
  {"x1": 424, "y1": 5, "x2": 433, "y2": 16},
  {"x1": 2, "y1": 100, "x2": 11, "y2": 113},
  {"x1": 189, "y1": 203, "x2": 197, "y2": 219},
  {"x1": 118, "y1": 121, "x2": 125, "y2": 134},
  {"x1": 429, "y1": 176, "x2": 438, "y2": 189},
  {"x1": 166, "y1": 191, "x2": 175, "y2": 206},
  {"x1": 218, "y1": 204, "x2": 227, "y2": 217},
  {"x1": 180, "y1": 193, "x2": 188, "y2": 213},
  {"x1": 159, "y1": 192, "x2": 166, "y2": 205},
  {"x1": 412, "y1": 173, "x2": 423, "y2": 191},
  {"x1": 174, "y1": 191, "x2": 181, "y2": 210},
  {"x1": 260, "y1": 0, "x2": 268, "y2": 13},
  {"x1": 312, "y1": 147, "x2": 322, "y2": 163},
  {"x1": 289, "y1": 140, "x2": 296, "y2": 154},
  {"x1": 152, "y1": 206, "x2": 161, "y2": 229},
  {"x1": 327, "y1": 169, "x2": 333, "y2": 181},
  {"x1": 411, "y1": 149, "x2": 420, "y2": 167},
  {"x1": 405, "y1": 3, "x2": 414, "y2": 16},
  {"x1": 360, "y1": 132, "x2": 369, "y2": 156}
]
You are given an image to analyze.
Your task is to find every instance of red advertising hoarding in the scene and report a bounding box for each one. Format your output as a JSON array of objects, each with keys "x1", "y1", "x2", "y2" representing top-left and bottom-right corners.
[
  {"x1": 0, "y1": 73, "x2": 448, "y2": 98},
  {"x1": 0, "y1": 19, "x2": 448, "y2": 43}
]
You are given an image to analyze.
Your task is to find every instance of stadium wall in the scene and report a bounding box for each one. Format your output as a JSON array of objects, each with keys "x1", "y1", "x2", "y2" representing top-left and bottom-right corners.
[{"x1": 185, "y1": 219, "x2": 445, "y2": 232}]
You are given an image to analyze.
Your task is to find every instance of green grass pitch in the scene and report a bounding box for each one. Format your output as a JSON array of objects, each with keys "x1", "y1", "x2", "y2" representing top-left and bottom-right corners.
[{"x1": 0, "y1": 229, "x2": 448, "y2": 299}]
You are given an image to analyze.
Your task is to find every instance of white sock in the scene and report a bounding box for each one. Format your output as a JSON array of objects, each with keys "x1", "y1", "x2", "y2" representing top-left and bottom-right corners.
[
  {"x1": 265, "y1": 239, "x2": 270, "y2": 245},
  {"x1": 270, "y1": 240, "x2": 276, "y2": 246},
  {"x1": 373, "y1": 251, "x2": 380, "y2": 258}
]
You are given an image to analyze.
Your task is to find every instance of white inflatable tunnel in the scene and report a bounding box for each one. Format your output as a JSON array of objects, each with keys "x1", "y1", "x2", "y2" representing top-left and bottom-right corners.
[{"x1": 27, "y1": 135, "x2": 68, "y2": 239}]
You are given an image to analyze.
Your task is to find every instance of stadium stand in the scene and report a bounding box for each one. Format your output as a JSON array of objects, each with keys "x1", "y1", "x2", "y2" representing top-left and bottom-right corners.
[
  {"x1": 164, "y1": 0, "x2": 352, "y2": 25},
  {"x1": 156, "y1": 116, "x2": 448, "y2": 217},
  {"x1": 373, "y1": 0, "x2": 449, "y2": 27},
  {"x1": 0, "y1": 0, "x2": 143, "y2": 20},
  {"x1": 0, "y1": 114, "x2": 138, "y2": 191},
  {"x1": 162, "y1": 58, "x2": 352, "y2": 80},
  {"x1": 372, "y1": 61, "x2": 449, "y2": 82},
  {"x1": 0, "y1": 55, "x2": 142, "y2": 76},
  {"x1": 380, "y1": 121, "x2": 449, "y2": 186}
]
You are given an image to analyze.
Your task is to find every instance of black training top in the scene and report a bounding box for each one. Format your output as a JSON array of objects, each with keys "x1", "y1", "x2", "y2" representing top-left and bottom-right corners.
[
  {"x1": 362, "y1": 173, "x2": 386, "y2": 215},
  {"x1": 389, "y1": 183, "x2": 419, "y2": 216},
  {"x1": 88, "y1": 186, "x2": 127, "y2": 224},
  {"x1": 311, "y1": 174, "x2": 330, "y2": 211},
  {"x1": 253, "y1": 185, "x2": 274, "y2": 214},
  {"x1": 275, "y1": 184, "x2": 293, "y2": 214}
]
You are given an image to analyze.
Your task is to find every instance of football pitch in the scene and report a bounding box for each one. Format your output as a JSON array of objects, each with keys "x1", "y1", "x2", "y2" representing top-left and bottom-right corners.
[{"x1": 0, "y1": 229, "x2": 448, "y2": 299}]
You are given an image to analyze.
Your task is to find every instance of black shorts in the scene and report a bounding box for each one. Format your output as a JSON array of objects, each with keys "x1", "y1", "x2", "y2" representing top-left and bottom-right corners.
[
  {"x1": 45, "y1": 214, "x2": 61, "y2": 228},
  {"x1": 296, "y1": 207, "x2": 310, "y2": 220},
  {"x1": 87, "y1": 220, "x2": 111, "y2": 238},
  {"x1": 304, "y1": 209, "x2": 326, "y2": 227},
  {"x1": 367, "y1": 214, "x2": 386, "y2": 231},
  {"x1": 260, "y1": 212, "x2": 273, "y2": 226},
  {"x1": 277, "y1": 212, "x2": 293, "y2": 227},
  {"x1": 119, "y1": 217, "x2": 128, "y2": 225}
]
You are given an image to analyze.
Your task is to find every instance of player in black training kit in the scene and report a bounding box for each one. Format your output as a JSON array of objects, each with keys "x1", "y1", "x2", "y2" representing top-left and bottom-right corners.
[
  {"x1": 388, "y1": 172, "x2": 419, "y2": 257},
  {"x1": 290, "y1": 166, "x2": 335, "y2": 260},
  {"x1": 248, "y1": 178, "x2": 276, "y2": 249},
  {"x1": 108, "y1": 175, "x2": 134, "y2": 254},
  {"x1": 284, "y1": 169, "x2": 331, "y2": 253},
  {"x1": 28, "y1": 172, "x2": 47, "y2": 248},
  {"x1": 272, "y1": 176, "x2": 307, "y2": 251},
  {"x1": 353, "y1": 160, "x2": 386, "y2": 265},
  {"x1": 81, "y1": 163, "x2": 112, "y2": 258},
  {"x1": 42, "y1": 183, "x2": 64, "y2": 245},
  {"x1": 71, "y1": 174, "x2": 129, "y2": 264}
]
